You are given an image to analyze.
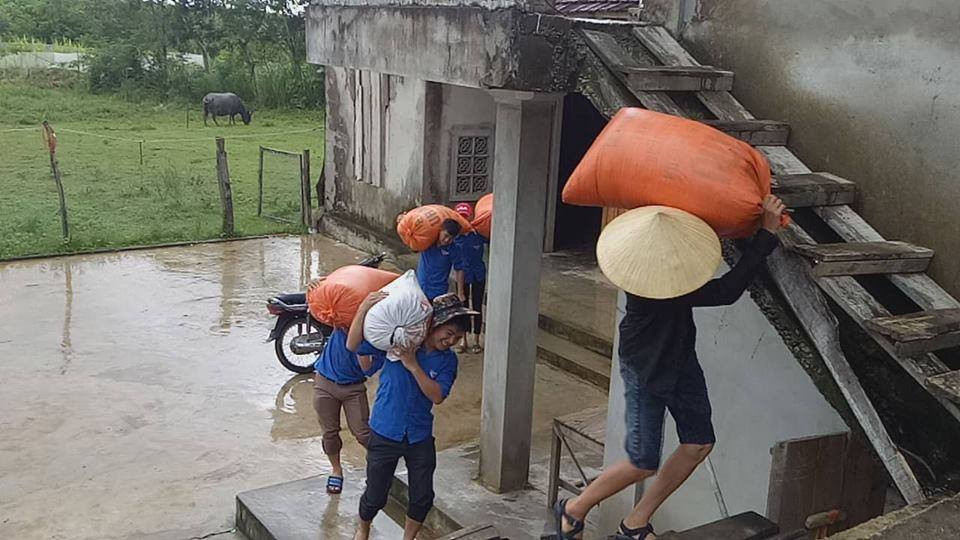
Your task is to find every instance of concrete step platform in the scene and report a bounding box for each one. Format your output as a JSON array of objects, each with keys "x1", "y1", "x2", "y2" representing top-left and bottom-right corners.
[
  {"x1": 538, "y1": 313, "x2": 614, "y2": 358},
  {"x1": 537, "y1": 329, "x2": 611, "y2": 390},
  {"x1": 236, "y1": 473, "x2": 404, "y2": 540}
]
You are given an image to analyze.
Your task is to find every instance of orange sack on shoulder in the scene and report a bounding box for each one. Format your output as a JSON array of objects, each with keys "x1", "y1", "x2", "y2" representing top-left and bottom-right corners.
[
  {"x1": 472, "y1": 193, "x2": 493, "y2": 239},
  {"x1": 562, "y1": 108, "x2": 782, "y2": 238},
  {"x1": 307, "y1": 265, "x2": 400, "y2": 328},
  {"x1": 397, "y1": 204, "x2": 473, "y2": 252}
]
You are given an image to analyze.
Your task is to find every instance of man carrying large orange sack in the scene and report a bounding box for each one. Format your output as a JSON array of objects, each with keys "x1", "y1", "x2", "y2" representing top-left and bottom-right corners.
[{"x1": 554, "y1": 195, "x2": 787, "y2": 540}]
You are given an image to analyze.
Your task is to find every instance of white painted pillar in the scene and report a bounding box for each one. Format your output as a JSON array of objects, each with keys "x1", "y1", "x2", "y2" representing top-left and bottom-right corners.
[
  {"x1": 479, "y1": 90, "x2": 560, "y2": 492},
  {"x1": 598, "y1": 291, "x2": 643, "y2": 529}
]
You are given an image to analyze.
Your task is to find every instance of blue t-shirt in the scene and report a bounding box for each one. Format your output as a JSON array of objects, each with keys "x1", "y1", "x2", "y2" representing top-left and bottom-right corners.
[
  {"x1": 453, "y1": 232, "x2": 487, "y2": 284},
  {"x1": 416, "y1": 243, "x2": 454, "y2": 301},
  {"x1": 357, "y1": 340, "x2": 458, "y2": 444},
  {"x1": 314, "y1": 329, "x2": 384, "y2": 385}
]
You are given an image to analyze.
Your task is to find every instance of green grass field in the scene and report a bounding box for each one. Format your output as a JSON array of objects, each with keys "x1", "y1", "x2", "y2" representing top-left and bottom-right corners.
[{"x1": 0, "y1": 82, "x2": 324, "y2": 259}]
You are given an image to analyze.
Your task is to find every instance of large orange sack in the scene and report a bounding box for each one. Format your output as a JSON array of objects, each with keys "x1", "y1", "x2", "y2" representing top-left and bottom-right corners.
[
  {"x1": 562, "y1": 108, "x2": 773, "y2": 238},
  {"x1": 307, "y1": 265, "x2": 400, "y2": 328},
  {"x1": 472, "y1": 194, "x2": 493, "y2": 239},
  {"x1": 397, "y1": 205, "x2": 473, "y2": 252}
]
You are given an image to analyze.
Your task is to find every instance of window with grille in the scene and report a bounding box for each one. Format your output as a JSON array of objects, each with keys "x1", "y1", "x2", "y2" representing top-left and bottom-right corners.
[{"x1": 450, "y1": 128, "x2": 493, "y2": 201}]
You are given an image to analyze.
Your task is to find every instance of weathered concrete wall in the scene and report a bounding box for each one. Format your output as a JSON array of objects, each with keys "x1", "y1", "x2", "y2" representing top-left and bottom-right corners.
[
  {"x1": 436, "y1": 85, "x2": 498, "y2": 202},
  {"x1": 323, "y1": 66, "x2": 427, "y2": 235},
  {"x1": 305, "y1": 2, "x2": 577, "y2": 91},
  {"x1": 643, "y1": 0, "x2": 960, "y2": 297},
  {"x1": 656, "y1": 261, "x2": 849, "y2": 530}
]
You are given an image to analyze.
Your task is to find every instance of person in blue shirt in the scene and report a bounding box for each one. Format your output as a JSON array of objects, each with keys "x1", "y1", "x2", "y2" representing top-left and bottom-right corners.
[
  {"x1": 416, "y1": 218, "x2": 461, "y2": 301},
  {"x1": 453, "y1": 202, "x2": 487, "y2": 353},
  {"x1": 312, "y1": 328, "x2": 385, "y2": 495},
  {"x1": 347, "y1": 292, "x2": 477, "y2": 540}
]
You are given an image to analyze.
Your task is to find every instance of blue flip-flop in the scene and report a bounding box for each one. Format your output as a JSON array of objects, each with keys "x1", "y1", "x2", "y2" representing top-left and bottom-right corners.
[
  {"x1": 553, "y1": 499, "x2": 584, "y2": 539},
  {"x1": 326, "y1": 475, "x2": 343, "y2": 495}
]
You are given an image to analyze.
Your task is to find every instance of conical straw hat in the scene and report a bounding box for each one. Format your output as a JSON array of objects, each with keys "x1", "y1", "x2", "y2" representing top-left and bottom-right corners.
[{"x1": 597, "y1": 206, "x2": 722, "y2": 299}]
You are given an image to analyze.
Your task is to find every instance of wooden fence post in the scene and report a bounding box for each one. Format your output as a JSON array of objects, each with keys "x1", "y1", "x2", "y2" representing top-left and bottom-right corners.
[
  {"x1": 215, "y1": 137, "x2": 235, "y2": 236},
  {"x1": 41, "y1": 121, "x2": 69, "y2": 241},
  {"x1": 300, "y1": 149, "x2": 312, "y2": 228},
  {"x1": 257, "y1": 146, "x2": 265, "y2": 216}
]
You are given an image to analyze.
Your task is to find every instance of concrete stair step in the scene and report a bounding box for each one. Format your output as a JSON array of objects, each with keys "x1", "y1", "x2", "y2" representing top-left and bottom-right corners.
[
  {"x1": 236, "y1": 474, "x2": 405, "y2": 540},
  {"x1": 538, "y1": 313, "x2": 614, "y2": 358},
  {"x1": 537, "y1": 329, "x2": 611, "y2": 390}
]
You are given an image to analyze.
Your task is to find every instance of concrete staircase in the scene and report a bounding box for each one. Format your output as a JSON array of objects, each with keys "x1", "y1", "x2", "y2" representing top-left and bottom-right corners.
[{"x1": 537, "y1": 305, "x2": 613, "y2": 392}]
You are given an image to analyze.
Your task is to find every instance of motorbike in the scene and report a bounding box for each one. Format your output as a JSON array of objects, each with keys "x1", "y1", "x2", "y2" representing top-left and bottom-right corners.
[{"x1": 266, "y1": 253, "x2": 386, "y2": 373}]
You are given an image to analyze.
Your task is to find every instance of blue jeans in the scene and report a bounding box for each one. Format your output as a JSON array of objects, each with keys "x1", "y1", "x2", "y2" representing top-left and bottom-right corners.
[{"x1": 620, "y1": 353, "x2": 716, "y2": 470}]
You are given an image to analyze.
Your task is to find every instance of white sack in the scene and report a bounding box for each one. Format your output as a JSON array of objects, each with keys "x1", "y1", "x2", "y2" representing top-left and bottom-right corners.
[{"x1": 363, "y1": 270, "x2": 433, "y2": 361}]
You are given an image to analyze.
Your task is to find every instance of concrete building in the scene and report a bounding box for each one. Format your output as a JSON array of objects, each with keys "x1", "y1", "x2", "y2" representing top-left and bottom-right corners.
[{"x1": 305, "y1": 0, "x2": 960, "y2": 535}]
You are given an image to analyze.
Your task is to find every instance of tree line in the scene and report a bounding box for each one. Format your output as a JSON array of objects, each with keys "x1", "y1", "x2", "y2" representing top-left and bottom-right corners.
[{"x1": 0, "y1": 0, "x2": 323, "y2": 109}]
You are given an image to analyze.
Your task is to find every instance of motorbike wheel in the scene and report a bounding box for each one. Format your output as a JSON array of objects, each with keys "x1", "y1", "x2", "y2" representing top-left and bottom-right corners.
[{"x1": 275, "y1": 316, "x2": 328, "y2": 374}]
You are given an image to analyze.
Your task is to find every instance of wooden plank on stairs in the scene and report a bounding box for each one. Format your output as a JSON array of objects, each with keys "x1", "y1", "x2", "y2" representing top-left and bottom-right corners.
[
  {"x1": 865, "y1": 309, "x2": 960, "y2": 356},
  {"x1": 659, "y1": 511, "x2": 779, "y2": 540},
  {"x1": 580, "y1": 29, "x2": 685, "y2": 116},
  {"x1": 787, "y1": 213, "x2": 958, "y2": 413},
  {"x1": 702, "y1": 119, "x2": 790, "y2": 145},
  {"x1": 792, "y1": 241, "x2": 933, "y2": 276},
  {"x1": 928, "y1": 370, "x2": 960, "y2": 405},
  {"x1": 766, "y1": 250, "x2": 924, "y2": 504},
  {"x1": 817, "y1": 276, "x2": 958, "y2": 382},
  {"x1": 757, "y1": 147, "x2": 960, "y2": 309},
  {"x1": 632, "y1": 25, "x2": 755, "y2": 120},
  {"x1": 617, "y1": 65, "x2": 734, "y2": 91},
  {"x1": 772, "y1": 173, "x2": 857, "y2": 207}
]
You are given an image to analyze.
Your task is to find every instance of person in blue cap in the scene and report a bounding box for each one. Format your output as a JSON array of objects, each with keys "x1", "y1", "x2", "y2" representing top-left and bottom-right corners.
[
  {"x1": 347, "y1": 292, "x2": 477, "y2": 540},
  {"x1": 453, "y1": 201, "x2": 487, "y2": 353}
]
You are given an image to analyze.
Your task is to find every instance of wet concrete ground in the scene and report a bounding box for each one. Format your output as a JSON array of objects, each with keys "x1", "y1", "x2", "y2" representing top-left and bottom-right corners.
[
  {"x1": 0, "y1": 236, "x2": 384, "y2": 539},
  {"x1": 0, "y1": 235, "x2": 611, "y2": 540}
]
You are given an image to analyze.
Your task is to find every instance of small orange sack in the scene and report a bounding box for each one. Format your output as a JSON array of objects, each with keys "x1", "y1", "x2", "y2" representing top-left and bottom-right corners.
[
  {"x1": 472, "y1": 193, "x2": 493, "y2": 239},
  {"x1": 307, "y1": 265, "x2": 400, "y2": 328},
  {"x1": 397, "y1": 204, "x2": 473, "y2": 252},
  {"x1": 562, "y1": 108, "x2": 779, "y2": 238}
]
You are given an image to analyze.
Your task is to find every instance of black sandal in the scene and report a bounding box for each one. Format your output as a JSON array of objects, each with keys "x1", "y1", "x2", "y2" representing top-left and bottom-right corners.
[
  {"x1": 552, "y1": 499, "x2": 585, "y2": 539},
  {"x1": 607, "y1": 520, "x2": 655, "y2": 540}
]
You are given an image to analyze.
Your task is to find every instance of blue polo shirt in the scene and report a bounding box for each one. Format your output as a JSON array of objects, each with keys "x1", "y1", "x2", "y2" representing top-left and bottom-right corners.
[
  {"x1": 314, "y1": 329, "x2": 384, "y2": 385},
  {"x1": 453, "y1": 232, "x2": 487, "y2": 284},
  {"x1": 416, "y1": 243, "x2": 454, "y2": 301},
  {"x1": 357, "y1": 341, "x2": 458, "y2": 444}
]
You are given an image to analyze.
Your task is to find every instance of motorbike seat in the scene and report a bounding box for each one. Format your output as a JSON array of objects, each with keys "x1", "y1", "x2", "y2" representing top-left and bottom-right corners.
[{"x1": 273, "y1": 292, "x2": 307, "y2": 306}]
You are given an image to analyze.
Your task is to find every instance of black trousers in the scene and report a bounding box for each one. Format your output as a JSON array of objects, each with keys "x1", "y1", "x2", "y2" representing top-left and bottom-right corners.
[
  {"x1": 464, "y1": 279, "x2": 485, "y2": 334},
  {"x1": 359, "y1": 433, "x2": 437, "y2": 523}
]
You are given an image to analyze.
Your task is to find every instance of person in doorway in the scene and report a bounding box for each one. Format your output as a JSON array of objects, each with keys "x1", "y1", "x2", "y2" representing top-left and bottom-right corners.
[
  {"x1": 347, "y1": 292, "x2": 477, "y2": 540},
  {"x1": 452, "y1": 202, "x2": 487, "y2": 353},
  {"x1": 312, "y1": 325, "x2": 385, "y2": 495},
  {"x1": 416, "y1": 218, "x2": 461, "y2": 301},
  {"x1": 554, "y1": 195, "x2": 787, "y2": 540}
]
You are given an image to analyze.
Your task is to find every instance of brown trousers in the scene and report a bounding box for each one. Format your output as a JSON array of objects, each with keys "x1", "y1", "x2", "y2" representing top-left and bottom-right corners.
[{"x1": 313, "y1": 375, "x2": 371, "y2": 455}]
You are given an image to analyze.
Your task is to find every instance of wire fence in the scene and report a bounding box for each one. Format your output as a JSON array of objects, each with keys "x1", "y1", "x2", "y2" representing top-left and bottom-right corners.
[
  {"x1": 259, "y1": 146, "x2": 308, "y2": 225},
  {"x1": 0, "y1": 123, "x2": 320, "y2": 259}
]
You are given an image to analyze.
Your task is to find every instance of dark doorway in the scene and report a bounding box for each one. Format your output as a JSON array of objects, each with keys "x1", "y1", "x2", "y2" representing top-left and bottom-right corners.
[{"x1": 553, "y1": 93, "x2": 605, "y2": 250}]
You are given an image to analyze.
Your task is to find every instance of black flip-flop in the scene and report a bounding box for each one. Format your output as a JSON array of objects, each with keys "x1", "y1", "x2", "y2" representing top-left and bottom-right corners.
[
  {"x1": 553, "y1": 499, "x2": 584, "y2": 539},
  {"x1": 326, "y1": 475, "x2": 343, "y2": 495}
]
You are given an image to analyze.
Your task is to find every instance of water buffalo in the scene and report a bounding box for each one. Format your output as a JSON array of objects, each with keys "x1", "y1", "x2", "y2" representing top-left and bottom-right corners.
[{"x1": 202, "y1": 93, "x2": 252, "y2": 126}]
